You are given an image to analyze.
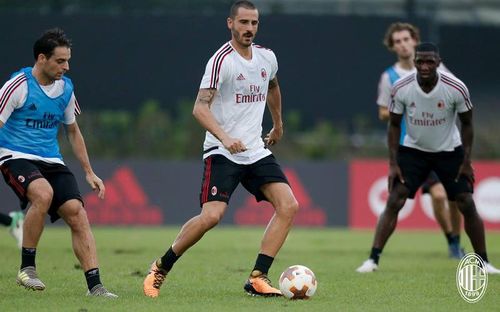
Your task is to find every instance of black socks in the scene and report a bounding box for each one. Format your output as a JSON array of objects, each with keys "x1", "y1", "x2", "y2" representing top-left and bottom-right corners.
[
  {"x1": 21, "y1": 247, "x2": 36, "y2": 269},
  {"x1": 253, "y1": 253, "x2": 274, "y2": 275},
  {"x1": 85, "y1": 268, "x2": 102, "y2": 291},
  {"x1": 370, "y1": 247, "x2": 383, "y2": 265},
  {"x1": 159, "y1": 246, "x2": 180, "y2": 272}
]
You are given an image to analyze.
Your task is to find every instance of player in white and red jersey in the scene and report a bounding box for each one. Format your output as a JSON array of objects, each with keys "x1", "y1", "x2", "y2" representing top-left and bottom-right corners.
[
  {"x1": 357, "y1": 43, "x2": 500, "y2": 274},
  {"x1": 143, "y1": 0, "x2": 298, "y2": 298},
  {"x1": 374, "y1": 22, "x2": 464, "y2": 260}
]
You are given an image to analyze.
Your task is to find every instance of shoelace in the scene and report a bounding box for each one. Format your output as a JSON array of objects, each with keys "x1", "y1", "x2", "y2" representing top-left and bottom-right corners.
[
  {"x1": 152, "y1": 269, "x2": 166, "y2": 289},
  {"x1": 256, "y1": 274, "x2": 272, "y2": 286}
]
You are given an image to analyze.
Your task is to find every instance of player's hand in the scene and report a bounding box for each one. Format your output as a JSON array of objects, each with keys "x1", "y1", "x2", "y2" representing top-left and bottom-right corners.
[
  {"x1": 86, "y1": 172, "x2": 105, "y2": 199},
  {"x1": 388, "y1": 164, "x2": 405, "y2": 192},
  {"x1": 222, "y1": 137, "x2": 247, "y2": 154},
  {"x1": 264, "y1": 126, "x2": 283, "y2": 146},
  {"x1": 456, "y1": 162, "x2": 475, "y2": 184}
]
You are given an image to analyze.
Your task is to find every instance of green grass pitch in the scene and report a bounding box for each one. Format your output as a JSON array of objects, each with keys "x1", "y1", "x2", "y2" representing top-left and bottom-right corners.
[{"x1": 1, "y1": 227, "x2": 499, "y2": 311}]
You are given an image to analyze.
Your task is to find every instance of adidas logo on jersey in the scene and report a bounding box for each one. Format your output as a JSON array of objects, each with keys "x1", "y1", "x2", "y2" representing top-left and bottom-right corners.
[
  {"x1": 236, "y1": 73, "x2": 246, "y2": 81},
  {"x1": 28, "y1": 103, "x2": 37, "y2": 111}
]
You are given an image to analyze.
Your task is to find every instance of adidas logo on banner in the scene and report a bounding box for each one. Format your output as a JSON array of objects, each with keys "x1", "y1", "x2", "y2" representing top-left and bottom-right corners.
[
  {"x1": 83, "y1": 167, "x2": 164, "y2": 225},
  {"x1": 234, "y1": 168, "x2": 327, "y2": 226},
  {"x1": 236, "y1": 73, "x2": 246, "y2": 81}
]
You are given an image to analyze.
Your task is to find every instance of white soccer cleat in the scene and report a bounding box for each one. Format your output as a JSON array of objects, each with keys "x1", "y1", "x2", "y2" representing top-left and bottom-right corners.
[
  {"x1": 8, "y1": 211, "x2": 24, "y2": 249},
  {"x1": 356, "y1": 259, "x2": 378, "y2": 273},
  {"x1": 87, "y1": 284, "x2": 118, "y2": 298},
  {"x1": 485, "y1": 262, "x2": 500, "y2": 274},
  {"x1": 17, "y1": 266, "x2": 46, "y2": 291}
]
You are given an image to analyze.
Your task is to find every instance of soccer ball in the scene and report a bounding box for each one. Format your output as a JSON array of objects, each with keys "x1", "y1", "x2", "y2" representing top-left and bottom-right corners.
[{"x1": 279, "y1": 265, "x2": 317, "y2": 299}]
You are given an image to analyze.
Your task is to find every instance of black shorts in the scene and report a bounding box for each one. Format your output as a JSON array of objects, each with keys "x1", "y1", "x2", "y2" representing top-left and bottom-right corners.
[
  {"x1": 199, "y1": 154, "x2": 289, "y2": 207},
  {"x1": 396, "y1": 145, "x2": 472, "y2": 200},
  {"x1": 421, "y1": 171, "x2": 440, "y2": 194},
  {"x1": 0, "y1": 159, "x2": 83, "y2": 223}
]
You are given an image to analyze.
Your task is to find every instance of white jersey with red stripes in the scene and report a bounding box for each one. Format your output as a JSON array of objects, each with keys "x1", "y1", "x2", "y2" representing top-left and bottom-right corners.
[
  {"x1": 199, "y1": 42, "x2": 278, "y2": 164},
  {"x1": 389, "y1": 70, "x2": 472, "y2": 152},
  {"x1": 0, "y1": 72, "x2": 80, "y2": 165}
]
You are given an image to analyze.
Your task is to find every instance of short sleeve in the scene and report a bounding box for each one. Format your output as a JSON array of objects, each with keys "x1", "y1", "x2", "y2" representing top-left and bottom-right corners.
[
  {"x1": 269, "y1": 50, "x2": 278, "y2": 80},
  {"x1": 376, "y1": 72, "x2": 391, "y2": 108},
  {"x1": 63, "y1": 92, "x2": 79, "y2": 125},
  {"x1": 455, "y1": 83, "x2": 473, "y2": 113},
  {"x1": 389, "y1": 87, "x2": 405, "y2": 115},
  {"x1": 0, "y1": 75, "x2": 28, "y2": 123},
  {"x1": 199, "y1": 53, "x2": 231, "y2": 90}
]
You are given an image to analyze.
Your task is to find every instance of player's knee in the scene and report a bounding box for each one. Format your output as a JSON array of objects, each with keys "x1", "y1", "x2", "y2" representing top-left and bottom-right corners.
[
  {"x1": 286, "y1": 199, "x2": 299, "y2": 218},
  {"x1": 201, "y1": 210, "x2": 223, "y2": 228},
  {"x1": 386, "y1": 186, "x2": 408, "y2": 213},
  {"x1": 31, "y1": 189, "x2": 54, "y2": 211},
  {"x1": 455, "y1": 193, "x2": 476, "y2": 216},
  {"x1": 65, "y1": 206, "x2": 90, "y2": 230},
  {"x1": 275, "y1": 198, "x2": 299, "y2": 220},
  {"x1": 430, "y1": 188, "x2": 447, "y2": 202}
]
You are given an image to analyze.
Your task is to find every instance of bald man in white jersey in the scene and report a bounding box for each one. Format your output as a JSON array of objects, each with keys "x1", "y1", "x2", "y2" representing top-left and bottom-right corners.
[
  {"x1": 143, "y1": 0, "x2": 298, "y2": 298},
  {"x1": 376, "y1": 22, "x2": 464, "y2": 259},
  {"x1": 357, "y1": 42, "x2": 500, "y2": 274}
]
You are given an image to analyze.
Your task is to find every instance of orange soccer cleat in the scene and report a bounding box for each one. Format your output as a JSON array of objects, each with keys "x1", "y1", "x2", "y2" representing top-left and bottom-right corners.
[
  {"x1": 143, "y1": 260, "x2": 167, "y2": 298},
  {"x1": 243, "y1": 270, "x2": 282, "y2": 297}
]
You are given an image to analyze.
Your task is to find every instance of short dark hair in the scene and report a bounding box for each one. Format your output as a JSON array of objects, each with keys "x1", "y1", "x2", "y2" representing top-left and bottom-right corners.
[
  {"x1": 415, "y1": 42, "x2": 439, "y2": 54},
  {"x1": 229, "y1": 0, "x2": 257, "y2": 19},
  {"x1": 33, "y1": 28, "x2": 72, "y2": 60},
  {"x1": 383, "y1": 22, "x2": 420, "y2": 50}
]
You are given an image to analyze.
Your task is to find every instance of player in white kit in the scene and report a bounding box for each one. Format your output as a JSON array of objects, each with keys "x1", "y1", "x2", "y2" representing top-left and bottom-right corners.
[
  {"x1": 376, "y1": 22, "x2": 464, "y2": 259},
  {"x1": 143, "y1": 0, "x2": 298, "y2": 298},
  {"x1": 357, "y1": 42, "x2": 500, "y2": 273}
]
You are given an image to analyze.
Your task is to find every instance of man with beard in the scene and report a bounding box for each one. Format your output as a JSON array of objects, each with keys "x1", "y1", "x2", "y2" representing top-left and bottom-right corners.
[{"x1": 143, "y1": 0, "x2": 298, "y2": 298}]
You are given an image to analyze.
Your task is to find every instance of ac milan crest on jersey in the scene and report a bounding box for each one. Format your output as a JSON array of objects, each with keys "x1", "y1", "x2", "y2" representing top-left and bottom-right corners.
[
  {"x1": 236, "y1": 73, "x2": 246, "y2": 81},
  {"x1": 437, "y1": 101, "x2": 445, "y2": 110},
  {"x1": 408, "y1": 102, "x2": 416, "y2": 116},
  {"x1": 261, "y1": 68, "x2": 267, "y2": 81}
]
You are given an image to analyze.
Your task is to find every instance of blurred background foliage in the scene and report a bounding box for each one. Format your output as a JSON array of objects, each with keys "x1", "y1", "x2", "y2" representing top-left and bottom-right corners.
[
  {"x1": 59, "y1": 98, "x2": 500, "y2": 160},
  {"x1": 3, "y1": 0, "x2": 499, "y2": 160}
]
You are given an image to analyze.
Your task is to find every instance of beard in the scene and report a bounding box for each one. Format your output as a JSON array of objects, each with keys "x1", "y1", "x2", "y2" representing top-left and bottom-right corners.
[{"x1": 232, "y1": 29, "x2": 253, "y2": 47}]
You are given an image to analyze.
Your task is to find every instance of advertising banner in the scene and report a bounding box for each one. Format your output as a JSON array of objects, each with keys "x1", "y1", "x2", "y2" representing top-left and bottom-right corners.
[
  {"x1": 349, "y1": 160, "x2": 500, "y2": 230},
  {"x1": 0, "y1": 160, "x2": 348, "y2": 227}
]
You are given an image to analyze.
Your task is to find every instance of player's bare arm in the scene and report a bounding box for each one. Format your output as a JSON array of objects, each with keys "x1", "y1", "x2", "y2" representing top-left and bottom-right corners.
[
  {"x1": 264, "y1": 77, "x2": 283, "y2": 146},
  {"x1": 193, "y1": 88, "x2": 247, "y2": 154},
  {"x1": 387, "y1": 112, "x2": 405, "y2": 190},
  {"x1": 378, "y1": 106, "x2": 390, "y2": 121},
  {"x1": 457, "y1": 110, "x2": 474, "y2": 183},
  {"x1": 65, "y1": 122, "x2": 105, "y2": 199},
  {"x1": 0, "y1": 121, "x2": 4, "y2": 128}
]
